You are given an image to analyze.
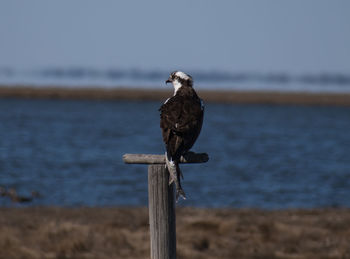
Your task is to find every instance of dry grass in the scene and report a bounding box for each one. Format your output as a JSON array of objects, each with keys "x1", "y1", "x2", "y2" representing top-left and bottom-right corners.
[
  {"x1": 0, "y1": 207, "x2": 350, "y2": 258},
  {"x1": 0, "y1": 86, "x2": 350, "y2": 106}
]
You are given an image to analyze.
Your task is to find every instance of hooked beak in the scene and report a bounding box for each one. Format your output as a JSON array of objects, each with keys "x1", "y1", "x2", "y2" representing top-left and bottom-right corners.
[{"x1": 165, "y1": 77, "x2": 172, "y2": 84}]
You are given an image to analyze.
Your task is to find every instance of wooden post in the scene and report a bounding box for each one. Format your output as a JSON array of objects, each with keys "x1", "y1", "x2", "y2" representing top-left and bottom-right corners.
[
  {"x1": 148, "y1": 165, "x2": 176, "y2": 259},
  {"x1": 123, "y1": 152, "x2": 208, "y2": 259}
]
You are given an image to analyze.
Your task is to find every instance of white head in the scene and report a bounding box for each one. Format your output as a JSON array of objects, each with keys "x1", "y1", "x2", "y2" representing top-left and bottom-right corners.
[{"x1": 166, "y1": 71, "x2": 193, "y2": 95}]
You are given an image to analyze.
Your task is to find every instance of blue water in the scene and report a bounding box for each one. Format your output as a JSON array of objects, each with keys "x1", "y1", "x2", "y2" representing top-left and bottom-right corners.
[{"x1": 1, "y1": 98, "x2": 350, "y2": 208}]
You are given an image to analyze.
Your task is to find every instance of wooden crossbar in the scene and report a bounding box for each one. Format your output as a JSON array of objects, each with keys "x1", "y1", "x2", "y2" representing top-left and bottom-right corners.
[{"x1": 123, "y1": 152, "x2": 208, "y2": 259}]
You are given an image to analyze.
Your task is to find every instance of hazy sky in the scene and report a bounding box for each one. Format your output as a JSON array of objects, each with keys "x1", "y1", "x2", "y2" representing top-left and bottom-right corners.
[{"x1": 0, "y1": 0, "x2": 349, "y2": 73}]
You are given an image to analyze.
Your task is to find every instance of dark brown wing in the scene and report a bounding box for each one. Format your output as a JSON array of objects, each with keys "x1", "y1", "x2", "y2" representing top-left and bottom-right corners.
[{"x1": 159, "y1": 94, "x2": 203, "y2": 160}]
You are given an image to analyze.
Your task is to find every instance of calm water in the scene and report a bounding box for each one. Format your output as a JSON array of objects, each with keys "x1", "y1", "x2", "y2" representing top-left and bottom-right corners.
[{"x1": 0, "y1": 98, "x2": 350, "y2": 208}]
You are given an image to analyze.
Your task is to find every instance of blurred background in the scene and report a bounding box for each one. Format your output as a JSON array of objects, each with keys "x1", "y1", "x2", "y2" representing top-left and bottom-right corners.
[{"x1": 0, "y1": 0, "x2": 349, "y2": 208}]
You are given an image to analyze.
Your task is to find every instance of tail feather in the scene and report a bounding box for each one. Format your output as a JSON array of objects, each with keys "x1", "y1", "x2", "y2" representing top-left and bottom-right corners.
[
  {"x1": 175, "y1": 164, "x2": 186, "y2": 200},
  {"x1": 177, "y1": 163, "x2": 184, "y2": 180}
]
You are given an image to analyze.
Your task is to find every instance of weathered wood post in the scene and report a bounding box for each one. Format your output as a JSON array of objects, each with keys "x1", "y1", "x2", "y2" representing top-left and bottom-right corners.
[{"x1": 123, "y1": 152, "x2": 209, "y2": 259}]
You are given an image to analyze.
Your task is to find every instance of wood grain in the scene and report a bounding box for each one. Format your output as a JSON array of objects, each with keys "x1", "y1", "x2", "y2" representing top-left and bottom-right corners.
[
  {"x1": 123, "y1": 152, "x2": 209, "y2": 164},
  {"x1": 148, "y1": 165, "x2": 176, "y2": 259}
]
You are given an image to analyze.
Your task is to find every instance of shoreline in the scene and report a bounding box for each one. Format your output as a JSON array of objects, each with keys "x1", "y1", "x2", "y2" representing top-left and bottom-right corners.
[
  {"x1": 1, "y1": 85, "x2": 350, "y2": 106},
  {"x1": 1, "y1": 207, "x2": 350, "y2": 258}
]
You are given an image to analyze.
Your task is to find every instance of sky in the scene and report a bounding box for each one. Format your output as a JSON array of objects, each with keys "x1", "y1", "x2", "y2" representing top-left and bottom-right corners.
[{"x1": 0, "y1": 0, "x2": 349, "y2": 74}]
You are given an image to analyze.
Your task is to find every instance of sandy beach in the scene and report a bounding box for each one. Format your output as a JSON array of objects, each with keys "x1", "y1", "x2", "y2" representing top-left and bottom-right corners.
[
  {"x1": 0, "y1": 207, "x2": 349, "y2": 258},
  {"x1": 0, "y1": 86, "x2": 350, "y2": 106}
]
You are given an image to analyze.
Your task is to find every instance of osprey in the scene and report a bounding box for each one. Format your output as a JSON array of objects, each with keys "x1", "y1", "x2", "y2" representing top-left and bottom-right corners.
[{"x1": 159, "y1": 71, "x2": 204, "y2": 201}]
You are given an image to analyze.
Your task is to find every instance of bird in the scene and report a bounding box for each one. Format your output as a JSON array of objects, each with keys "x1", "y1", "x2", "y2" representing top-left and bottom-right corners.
[
  {"x1": 159, "y1": 71, "x2": 204, "y2": 201},
  {"x1": 0, "y1": 186, "x2": 6, "y2": 196},
  {"x1": 6, "y1": 188, "x2": 40, "y2": 203}
]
